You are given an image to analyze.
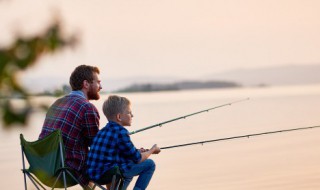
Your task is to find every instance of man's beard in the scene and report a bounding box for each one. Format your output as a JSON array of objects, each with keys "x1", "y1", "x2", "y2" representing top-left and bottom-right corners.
[{"x1": 87, "y1": 86, "x2": 100, "y2": 100}]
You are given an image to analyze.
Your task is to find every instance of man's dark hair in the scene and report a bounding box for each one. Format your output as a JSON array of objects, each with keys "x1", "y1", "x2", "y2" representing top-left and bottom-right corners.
[{"x1": 69, "y1": 65, "x2": 100, "y2": 90}]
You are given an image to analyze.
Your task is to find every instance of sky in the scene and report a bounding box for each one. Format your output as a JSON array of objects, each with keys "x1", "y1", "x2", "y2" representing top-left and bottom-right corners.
[{"x1": 1, "y1": 0, "x2": 320, "y2": 91}]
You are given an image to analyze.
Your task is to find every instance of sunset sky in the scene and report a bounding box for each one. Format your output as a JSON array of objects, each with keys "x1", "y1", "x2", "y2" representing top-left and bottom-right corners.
[{"x1": 1, "y1": 0, "x2": 320, "y2": 91}]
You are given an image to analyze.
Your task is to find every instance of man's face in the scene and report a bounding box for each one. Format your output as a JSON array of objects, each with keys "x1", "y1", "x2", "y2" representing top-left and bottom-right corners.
[{"x1": 87, "y1": 72, "x2": 102, "y2": 100}]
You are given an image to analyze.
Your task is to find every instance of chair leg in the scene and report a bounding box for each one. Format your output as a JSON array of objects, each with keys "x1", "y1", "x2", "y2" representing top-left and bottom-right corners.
[
  {"x1": 62, "y1": 171, "x2": 67, "y2": 190},
  {"x1": 21, "y1": 147, "x2": 28, "y2": 190},
  {"x1": 51, "y1": 172, "x2": 62, "y2": 190},
  {"x1": 110, "y1": 175, "x2": 123, "y2": 190},
  {"x1": 115, "y1": 178, "x2": 123, "y2": 190},
  {"x1": 65, "y1": 169, "x2": 92, "y2": 189},
  {"x1": 25, "y1": 172, "x2": 46, "y2": 190},
  {"x1": 58, "y1": 141, "x2": 67, "y2": 190},
  {"x1": 109, "y1": 175, "x2": 116, "y2": 190},
  {"x1": 94, "y1": 183, "x2": 107, "y2": 190},
  {"x1": 22, "y1": 147, "x2": 46, "y2": 190},
  {"x1": 91, "y1": 175, "x2": 123, "y2": 190},
  {"x1": 23, "y1": 171, "x2": 28, "y2": 190}
]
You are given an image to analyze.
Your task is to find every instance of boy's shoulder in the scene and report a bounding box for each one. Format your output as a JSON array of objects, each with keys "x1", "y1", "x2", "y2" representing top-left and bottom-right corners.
[{"x1": 94, "y1": 122, "x2": 130, "y2": 141}]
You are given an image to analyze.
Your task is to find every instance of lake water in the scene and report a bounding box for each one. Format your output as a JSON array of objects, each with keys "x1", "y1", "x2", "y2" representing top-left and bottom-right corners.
[{"x1": 1, "y1": 84, "x2": 320, "y2": 189}]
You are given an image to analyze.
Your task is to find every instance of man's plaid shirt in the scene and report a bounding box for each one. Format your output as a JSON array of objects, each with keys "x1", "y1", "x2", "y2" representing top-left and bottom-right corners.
[
  {"x1": 39, "y1": 91, "x2": 99, "y2": 186},
  {"x1": 86, "y1": 121, "x2": 141, "y2": 181}
]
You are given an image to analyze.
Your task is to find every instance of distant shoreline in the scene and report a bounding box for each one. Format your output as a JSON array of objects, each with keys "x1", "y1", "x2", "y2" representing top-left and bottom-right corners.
[{"x1": 115, "y1": 80, "x2": 241, "y2": 93}]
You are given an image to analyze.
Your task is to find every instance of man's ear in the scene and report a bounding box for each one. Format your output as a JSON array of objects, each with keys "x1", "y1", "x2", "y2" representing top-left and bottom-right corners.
[{"x1": 83, "y1": 80, "x2": 90, "y2": 89}]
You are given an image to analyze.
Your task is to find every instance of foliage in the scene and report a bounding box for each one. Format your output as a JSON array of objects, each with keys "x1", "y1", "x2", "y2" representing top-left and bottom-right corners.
[{"x1": 0, "y1": 20, "x2": 77, "y2": 128}]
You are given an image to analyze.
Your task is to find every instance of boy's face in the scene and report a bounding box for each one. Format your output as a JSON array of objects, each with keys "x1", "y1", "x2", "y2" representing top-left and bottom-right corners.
[{"x1": 119, "y1": 105, "x2": 133, "y2": 127}]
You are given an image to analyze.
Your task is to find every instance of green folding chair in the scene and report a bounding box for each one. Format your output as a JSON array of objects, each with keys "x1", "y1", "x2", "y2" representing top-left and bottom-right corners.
[
  {"x1": 20, "y1": 130, "x2": 88, "y2": 189},
  {"x1": 20, "y1": 130, "x2": 123, "y2": 190}
]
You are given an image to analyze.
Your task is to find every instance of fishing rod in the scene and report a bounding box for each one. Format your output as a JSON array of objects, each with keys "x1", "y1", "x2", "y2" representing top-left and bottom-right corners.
[
  {"x1": 130, "y1": 98, "x2": 250, "y2": 135},
  {"x1": 161, "y1": 125, "x2": 320, "y2": 150}
]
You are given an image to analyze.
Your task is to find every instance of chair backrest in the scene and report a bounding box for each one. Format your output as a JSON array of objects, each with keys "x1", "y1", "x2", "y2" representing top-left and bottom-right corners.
[{"x1": 20, "y1": 130, "x2": 77, "y2": 188}]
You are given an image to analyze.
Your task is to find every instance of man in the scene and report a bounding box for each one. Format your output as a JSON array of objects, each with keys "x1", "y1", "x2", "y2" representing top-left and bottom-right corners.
[{"x1": 39, "y1": 65, "x2": 102, "y2": 187}]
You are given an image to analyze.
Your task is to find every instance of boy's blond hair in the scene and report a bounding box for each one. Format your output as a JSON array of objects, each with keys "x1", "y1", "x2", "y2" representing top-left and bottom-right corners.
[{"x1": 103, "y1": 95, "x2": 131, "y2": 121}]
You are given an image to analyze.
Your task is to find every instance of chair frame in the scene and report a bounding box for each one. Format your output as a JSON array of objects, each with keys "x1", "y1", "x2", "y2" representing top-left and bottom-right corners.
[
  {"x1": 21, "y1": 131, "x2": 85, "y2": 190},
  {"x1": 93, "y1": 174, "x2": 123, "y2": 190},
  {"x1": 20, "y1": 131, "x2": 123, "y2": 190}
]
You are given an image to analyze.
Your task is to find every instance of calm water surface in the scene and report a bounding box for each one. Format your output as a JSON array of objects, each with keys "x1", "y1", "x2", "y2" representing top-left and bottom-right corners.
[{"x1": 1, "y1": 84, "x2": 320, "y2": 189}]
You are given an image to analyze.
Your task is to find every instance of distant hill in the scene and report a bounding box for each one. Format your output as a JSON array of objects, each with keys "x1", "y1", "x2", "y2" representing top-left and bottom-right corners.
[
  {"x1": 206, "y1": 64, "x2": 320, "y2": 86},
  {"x1": 116, "y1": 80, "x2": 240, "y2": 92}
]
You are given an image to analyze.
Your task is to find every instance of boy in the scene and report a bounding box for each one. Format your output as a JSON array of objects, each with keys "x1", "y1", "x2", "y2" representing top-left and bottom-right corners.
[{"x1": 87, "y1": 95, "x2": 161, "y2": 190}]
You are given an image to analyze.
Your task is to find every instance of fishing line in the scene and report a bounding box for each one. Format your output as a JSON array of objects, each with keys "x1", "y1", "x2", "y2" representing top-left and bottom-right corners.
[
  {"x1": 161, "y1": 125, "x2": 320, "y2": 150},
  {"x1": 130, "y1": 98, "x2": 249, "y2": 135}
]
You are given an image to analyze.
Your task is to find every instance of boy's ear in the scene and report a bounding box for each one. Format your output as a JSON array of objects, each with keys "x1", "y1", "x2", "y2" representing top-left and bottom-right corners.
[{"x1": 116, "y1": 113, "x2": 122, "y2": 121}]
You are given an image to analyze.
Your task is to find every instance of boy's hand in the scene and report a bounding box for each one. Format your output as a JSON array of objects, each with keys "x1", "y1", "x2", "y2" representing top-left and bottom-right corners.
[
  {"x1": 151, "y1": 144, "x2": 161, "y2": 154},
  {"x1": 139, "y1": 148, "x2": 149, "y2": 153}
]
